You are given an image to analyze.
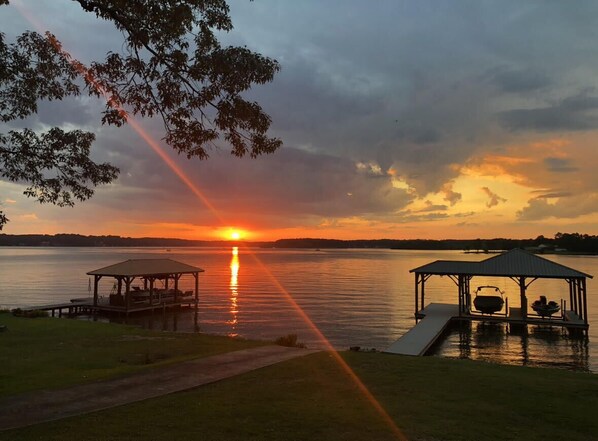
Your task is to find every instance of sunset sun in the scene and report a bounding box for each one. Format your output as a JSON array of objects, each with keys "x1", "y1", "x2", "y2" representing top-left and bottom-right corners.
[{"x1": 230, "y1": 231, "x2": 241, "y2": 240}]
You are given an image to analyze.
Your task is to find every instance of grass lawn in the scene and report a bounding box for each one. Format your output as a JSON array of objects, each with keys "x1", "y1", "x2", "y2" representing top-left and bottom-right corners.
[
  {"x1": 0, "y1": 312, "x2": 264, "y2": 396},
  {"x1": 2, "y1": 338, "x2": 597, "y2": 440}
]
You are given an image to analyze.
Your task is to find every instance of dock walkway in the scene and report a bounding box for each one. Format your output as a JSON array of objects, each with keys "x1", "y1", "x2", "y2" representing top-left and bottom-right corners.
[
  {"x1": 386, "y1": 303, "x2": 458, "y2": 356},
  {"x1": 21, "y1": 299, "x2": 93, "y2": 317}
]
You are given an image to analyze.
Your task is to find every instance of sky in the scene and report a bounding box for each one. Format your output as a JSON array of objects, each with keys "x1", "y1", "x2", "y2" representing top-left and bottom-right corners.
[{"x1": 2, "y1": 0, "x2": 598, "y2": 241}]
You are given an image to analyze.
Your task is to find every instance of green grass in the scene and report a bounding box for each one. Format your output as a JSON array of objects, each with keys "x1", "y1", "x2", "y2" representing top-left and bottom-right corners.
[
  {"x1": 2, "y1": 348, "x2": 597, "y2": 440},
  {"x1": 0, "y1": 313, "x2": 264, "y2": 396}
]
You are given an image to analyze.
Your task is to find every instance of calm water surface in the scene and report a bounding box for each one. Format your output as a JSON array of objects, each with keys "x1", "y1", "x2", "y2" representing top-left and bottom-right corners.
[{"x1": 1, "y1": 247, "x2": 596, "y2": 372}]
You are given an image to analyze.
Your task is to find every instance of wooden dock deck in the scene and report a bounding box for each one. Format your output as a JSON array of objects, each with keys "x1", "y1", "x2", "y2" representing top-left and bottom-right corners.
[
  {"x1": 385, "y1": 303, "x2": 458, "y2": 356},
  {"x1": 386, "y1": 301, "x2": 589, "y2": 357},
  {"x1": 20, "y1": 297, "x2": 197, "y2": 317},
  {"x1": 21, "y1": 299, "x2": 94, "y2": 317}
]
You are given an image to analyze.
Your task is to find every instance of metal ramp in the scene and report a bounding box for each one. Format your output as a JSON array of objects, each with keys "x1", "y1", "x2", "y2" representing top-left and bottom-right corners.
[{"x1": 385, "y1": 303, "x2": 458, "y2": 356}]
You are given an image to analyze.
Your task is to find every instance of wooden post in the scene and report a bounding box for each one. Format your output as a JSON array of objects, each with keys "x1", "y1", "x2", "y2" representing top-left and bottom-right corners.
[
  {"x1": 577, "y1": 279, "x2": 582, "y2": 318},
  {"x1": 567, "y1": 279, "x2": 573, "y2": 311},
  {"x1": 117, "y1": 278, "x2": 123, "y2": 295},
  {"x1": 93, "y1": 275, "x2": 100, "y2": 306},
  {"x1": 457, "y1": 274, "x2": 464, "y2": 316},
  {"x1": 174, "y1": 274, "x2": 179, "y2": 303},
  {"x1": 194, "y1": 272, "x2": 199, "y2": 307},
  {"x1": 414, "y1": 273, "x2": 419, "y2": 319},
  {"x1": 421, "y1": 275, "x2": 426, "y2": 312},
  {"x1": 519, "y1": 277, "x2": 527, "y2": 319},
  {"x1": 572, "y1": 279, "x2": 578, "y2": 315},
  {"x1": 149, "y1": 278, "x2": 154, "y2": 305},
  {"x1": 466, "y1": 276, "x2": 472, "y2": 312},
  {"x1": 125, "y1": 277, "x2": 131, "y2": 311},
  {"x1": 582, "y1": 278, "x2": 588, "y2": 325}
]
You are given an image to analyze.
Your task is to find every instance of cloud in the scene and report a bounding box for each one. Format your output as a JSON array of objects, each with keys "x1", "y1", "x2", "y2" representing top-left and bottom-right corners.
[
  {"x1": 41, "y1": 145, "x2": 415, "y2": 231},
  {"x1": 16, "y1": 213, "x2": 39, "y2": 221},
  {"x1": 481, "y1": 187, "x2": 507, "y2": 208},
  {"x1": 485, "y1": 66, "x2": 551, "y2": 93},
  {"x1": 531, "y1": 190, "x2": 572, "y2": 199},
  {"x1": 517, "y1": 193, "x2": 598, "y2": 220},
  {"x1": 4, "y1": 1, "x2": 598, "y2": 238},
  {"x1": 394, "y1": 209, "x2": 475, "y2": 224},
  {"x1": 543, "y1": 157, "x2": 579, "y2": 173},
  {"x1": 499, "y1": 92, "x2": 598, "y2": 132},
  {"x1": 456, "y1": 221, "x2": 479, "y2": 227},
  {"x1": 442, "y1": 183, "x2": 462, "y2": 206}
]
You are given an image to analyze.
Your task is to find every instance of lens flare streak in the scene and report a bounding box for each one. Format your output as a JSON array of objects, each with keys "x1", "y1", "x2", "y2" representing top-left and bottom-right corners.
[{"x1": 13, "y1": 4, "x2": 407, "y2": 438}]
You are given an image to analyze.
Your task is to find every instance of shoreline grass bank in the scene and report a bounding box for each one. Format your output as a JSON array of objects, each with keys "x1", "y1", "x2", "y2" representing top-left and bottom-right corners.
[
  {"x1": 0, "y1": 313, "x2": 264, "y2": 396},
  {"x1": 1, "y1": 314, "x2": 597, "y2": 440}
]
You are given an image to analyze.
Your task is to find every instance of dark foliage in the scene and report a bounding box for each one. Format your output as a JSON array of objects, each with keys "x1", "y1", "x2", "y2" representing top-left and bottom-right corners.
[
  {"x1": 0, "y1": 0, "x2": 281, "y2": 229},
  {"x1": 1, "y1": 232, "x2": 597, "y2": 253}
]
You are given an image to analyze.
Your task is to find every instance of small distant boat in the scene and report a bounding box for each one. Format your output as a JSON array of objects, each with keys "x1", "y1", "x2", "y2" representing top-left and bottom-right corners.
[
  {"x1": 532, "y1": 296, "x2": 560, "y2": 318},
  {"x1": 473, "y1": 285, "x2": 505, "y2": 314}
]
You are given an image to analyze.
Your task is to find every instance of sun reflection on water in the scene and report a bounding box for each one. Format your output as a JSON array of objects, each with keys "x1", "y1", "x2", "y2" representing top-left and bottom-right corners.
[{"x1": 229, "y1": 246, "x2": 239, "y2": 336}]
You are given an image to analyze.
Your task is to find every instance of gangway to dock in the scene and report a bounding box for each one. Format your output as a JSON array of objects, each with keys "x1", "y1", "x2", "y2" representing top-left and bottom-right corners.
[
  {"x1": 385, "y1": 303, "x2": 458, "y2": 356},
  {"x1": 21, "y1": 299, "x2": 94, "y2": 317}
]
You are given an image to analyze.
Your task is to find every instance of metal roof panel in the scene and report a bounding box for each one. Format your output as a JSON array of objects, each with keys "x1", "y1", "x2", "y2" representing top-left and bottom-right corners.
[{"x1": 87, "y1": 259, "x2": 205, "y2": 277}]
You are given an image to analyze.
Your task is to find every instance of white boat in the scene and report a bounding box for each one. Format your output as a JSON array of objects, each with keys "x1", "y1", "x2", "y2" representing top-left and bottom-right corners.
[{"x1": 473, "y1": 285, "x2": 505, "y2": 314}]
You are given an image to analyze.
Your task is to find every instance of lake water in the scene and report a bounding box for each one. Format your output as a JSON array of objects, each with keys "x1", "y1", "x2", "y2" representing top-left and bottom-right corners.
[{"x1": 1, "y1": 247, "x2": 596, "y2": 372}]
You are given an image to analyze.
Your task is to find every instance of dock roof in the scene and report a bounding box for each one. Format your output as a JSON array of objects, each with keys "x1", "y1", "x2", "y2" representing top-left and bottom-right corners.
[
  {"x1": 411, "y1": 248, "x2": 592, "y2": 279},
  {"x1": 87, "y1": 258, "x2": 204, "y2": 277}
]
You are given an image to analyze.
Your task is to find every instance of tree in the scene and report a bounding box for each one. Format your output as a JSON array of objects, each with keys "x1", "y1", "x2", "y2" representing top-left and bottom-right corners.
[{"x1": 0, "y1": 0, "x2": 281, "y2": 229}]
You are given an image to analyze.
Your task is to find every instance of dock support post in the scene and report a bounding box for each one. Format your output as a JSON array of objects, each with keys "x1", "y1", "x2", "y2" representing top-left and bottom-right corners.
[
  {"x1": 421, "y1": 276, "x2": 426, "y2": 313},
  {"x1": 194, "y1": 272, "x2": 199, "y2": 305},
  {"x1": 567, "y1": 279, "x2": 574, "y2": 311},
  {"x1": 457, "y1": 274, "x2": 464, "y2": 317},
  {"x1": 174, "y1": 275, "x2": 179, "y2": 304},
  {"x1": 414, "y1": 273, "x2": 419, "y2": 319},
  {"x1": 571, "y1": 279, "x2": 579, "y2": 315},
  {"x1": 582, "y1": 278, "x2": 588, "y2": 325},
  {"x1": 519, "y1": 277, "x2": 527, "y2": 319},
  {"x1": 93, "y1": 275, "x2": 100, "y2": 307}
]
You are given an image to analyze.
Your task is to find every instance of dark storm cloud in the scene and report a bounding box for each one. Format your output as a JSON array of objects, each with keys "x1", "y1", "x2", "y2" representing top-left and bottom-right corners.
[
  {"x1": 484, "y1": 67, "x2": 551, "y2": 93},
  {"x1": 249, "y1": 55, "x2": 386, "y2": 135},
  {"x1": 80, "y1": 141, "x2": 414, "y2": 227},
  {"x1": 189, "y1": 147, "x2": 413, "y2": 218},
  {"x1": 500, "y1": 92, "x2": 598, "y2": 132},
  {"x1": 36, "y1": 98, "x2": 98, "y2": 128},
  {"x1": 227, "y1": 0, "x2": 598, "y2": 198}
]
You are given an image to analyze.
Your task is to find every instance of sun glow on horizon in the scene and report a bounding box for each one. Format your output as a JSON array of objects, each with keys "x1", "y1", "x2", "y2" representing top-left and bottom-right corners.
[{"x1": 218, "y1": 227, "x2": 248, "y2": 241}]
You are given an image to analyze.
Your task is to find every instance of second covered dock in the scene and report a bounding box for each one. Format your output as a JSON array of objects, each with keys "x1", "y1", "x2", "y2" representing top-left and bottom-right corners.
[{"x1": 387, "y1": 249, "x2": 592, "y2": 356}]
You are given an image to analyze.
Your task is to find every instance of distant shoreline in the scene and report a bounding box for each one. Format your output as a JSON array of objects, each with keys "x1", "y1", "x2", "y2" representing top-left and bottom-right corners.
[{"x1": 1, "y1": 233, "x2": 597, "y2": 254}]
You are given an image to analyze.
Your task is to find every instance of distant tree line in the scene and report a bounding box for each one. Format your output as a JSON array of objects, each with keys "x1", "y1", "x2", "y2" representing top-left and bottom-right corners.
[
  {"x1": 0, "y1": 232, "x2": 596, "y2": 253},
  {"x1": 269, "y1": 233, "x2": 598, "y2": 253},
  {"x1": 0, "y1": 233, "x2": 266, "y2": 247}
]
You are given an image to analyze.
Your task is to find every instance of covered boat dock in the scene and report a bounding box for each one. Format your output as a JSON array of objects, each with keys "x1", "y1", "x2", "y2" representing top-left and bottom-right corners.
[
  {"x1": 87, "y1": 258, "x2": 204, "y2": 315},
  {"x1": 387, "y1": 249, "x2": 592, "y2": 356}
]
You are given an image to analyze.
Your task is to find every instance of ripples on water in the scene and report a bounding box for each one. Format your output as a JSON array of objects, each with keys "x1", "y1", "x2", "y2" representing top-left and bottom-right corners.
[{"x1": 0, "y1": 247, "x2": 596, "y2": 372}]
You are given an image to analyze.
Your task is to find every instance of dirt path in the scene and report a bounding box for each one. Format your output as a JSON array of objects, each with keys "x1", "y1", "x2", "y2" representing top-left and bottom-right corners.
[{"x1": 0, "y1": 345, "x2": 319, "y2": 431}]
